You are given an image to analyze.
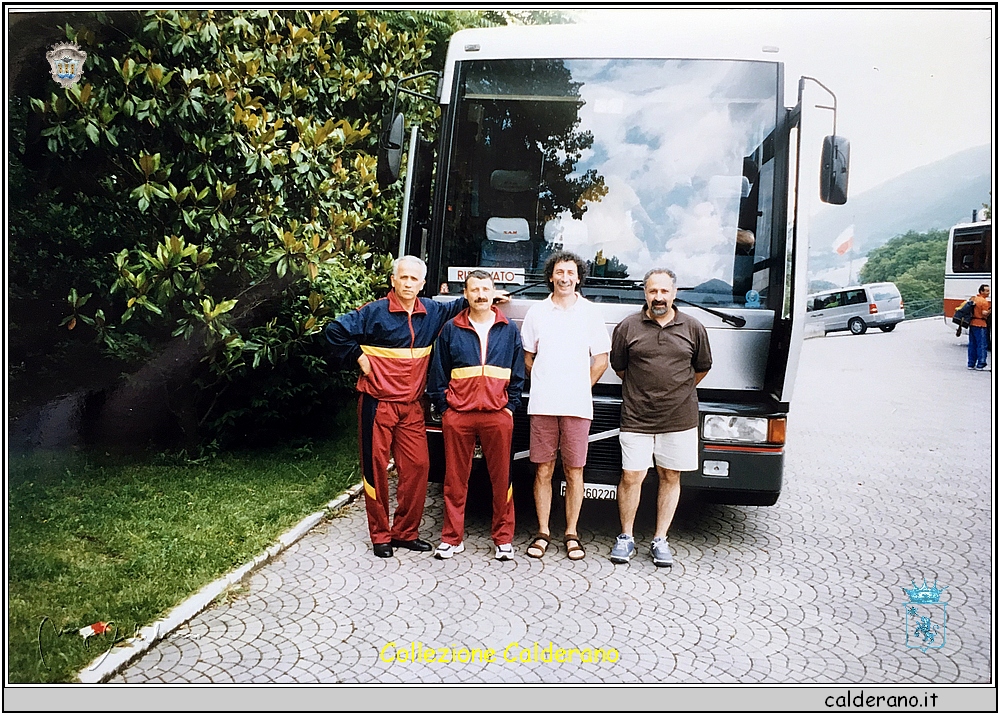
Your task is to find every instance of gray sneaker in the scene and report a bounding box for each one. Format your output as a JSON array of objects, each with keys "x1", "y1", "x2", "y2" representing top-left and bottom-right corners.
[
  {"x1": 650, "y1": 537, "x2": 673, "y2": 567},
  {"x1": 609, "y1": 534, "x2": 636, "y2": 563}
]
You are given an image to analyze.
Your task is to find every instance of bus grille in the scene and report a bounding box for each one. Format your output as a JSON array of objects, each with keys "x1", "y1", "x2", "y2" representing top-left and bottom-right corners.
[{"x1": 513, "y1": 399, "x2": 623, "y2": 474}]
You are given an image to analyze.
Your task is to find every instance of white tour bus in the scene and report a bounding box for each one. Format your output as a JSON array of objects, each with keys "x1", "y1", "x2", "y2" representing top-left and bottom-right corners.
[
  {"x1": 379, "y1": 23, "x2": 851, "y2": 506},
  {"x1": 944, "y1": 217, "x2": 991, "y2": 327}
]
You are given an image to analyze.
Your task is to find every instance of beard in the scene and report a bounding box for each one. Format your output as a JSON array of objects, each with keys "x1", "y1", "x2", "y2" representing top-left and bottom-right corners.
[{"x1": 649, "y1": 301, "x2": 669, "y2": 316}]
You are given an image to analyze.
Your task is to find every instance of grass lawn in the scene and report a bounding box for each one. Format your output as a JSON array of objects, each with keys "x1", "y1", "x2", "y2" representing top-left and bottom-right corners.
[{"x1": 7, "y1": 415, "x2": 361, "y2": 683}]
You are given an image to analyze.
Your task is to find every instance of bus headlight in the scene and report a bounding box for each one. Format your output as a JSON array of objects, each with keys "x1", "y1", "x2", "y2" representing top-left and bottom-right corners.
[{"x1": 702, "y1": 415, "x2": 769, "y2": 443}]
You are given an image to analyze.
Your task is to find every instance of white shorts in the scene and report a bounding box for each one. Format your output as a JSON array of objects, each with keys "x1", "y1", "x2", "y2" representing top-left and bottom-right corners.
[{"x1": 619, "y1": 428, "x2": 699, "y2": 472}]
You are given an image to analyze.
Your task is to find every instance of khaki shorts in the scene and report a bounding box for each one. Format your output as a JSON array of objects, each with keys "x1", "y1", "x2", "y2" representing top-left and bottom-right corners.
[
  {"x1": 619, "y1": 428, "x2": 699, "y2": 472},
  {"x1": 529, "y1": 415, "x2": 591, "y2": 468}
]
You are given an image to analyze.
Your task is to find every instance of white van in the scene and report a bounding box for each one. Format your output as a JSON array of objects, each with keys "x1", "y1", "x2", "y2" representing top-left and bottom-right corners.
[{"x1": 806, "y1": 282, "x2": 905, "y2": 335}]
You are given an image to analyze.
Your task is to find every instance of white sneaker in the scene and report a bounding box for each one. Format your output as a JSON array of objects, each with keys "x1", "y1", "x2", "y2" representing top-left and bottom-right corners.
[
  {"x1": 495, "y1": 544, "x2": 515, "y2": 560},
  {"x1": 434, "y1": 541, "x2": 465, "y2": 559}
]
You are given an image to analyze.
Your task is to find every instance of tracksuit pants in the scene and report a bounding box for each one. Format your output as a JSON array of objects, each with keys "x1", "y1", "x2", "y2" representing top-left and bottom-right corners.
[
  {"x1": 358, "y1": 395, "x2": 429, "y2": 545},
  {"x1": 440, "y1": 409, "x2": 515, "y2": 546}
]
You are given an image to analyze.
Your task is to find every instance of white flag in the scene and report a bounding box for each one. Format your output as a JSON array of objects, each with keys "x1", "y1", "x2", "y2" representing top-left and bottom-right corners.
[{"x1": 832, "y1": 225, "x2": 854, "y2": 255}]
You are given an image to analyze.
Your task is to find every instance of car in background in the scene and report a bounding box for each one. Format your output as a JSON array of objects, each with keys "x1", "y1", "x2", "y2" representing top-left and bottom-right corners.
[{"x1": 806, "y1": 282, "x2": 905, "y2": 335}]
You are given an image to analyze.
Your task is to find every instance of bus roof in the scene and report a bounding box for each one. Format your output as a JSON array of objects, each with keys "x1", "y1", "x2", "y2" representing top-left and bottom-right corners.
[
  {"x1": 950, "y1": 219, "x2": 992, "y2": 232},
  {"x1": 440, "y1": 23, "x2": 786, "y2": 104}
]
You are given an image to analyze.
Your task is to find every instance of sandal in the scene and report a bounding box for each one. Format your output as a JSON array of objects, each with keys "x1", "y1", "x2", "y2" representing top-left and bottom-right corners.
[
  {"x1": 526, "y1": 533, "x2": 551, "y2": 559},
  {"x1": 564, "y1": 534, "x2": 586, "y2": 561}
]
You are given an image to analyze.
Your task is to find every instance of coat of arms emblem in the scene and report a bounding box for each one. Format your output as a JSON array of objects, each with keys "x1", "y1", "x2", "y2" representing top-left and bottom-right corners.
[
  {"x1": 46, "y1": 41, "x2": 87, "y2": 88},
  {"x1": 902, "y1": 578, "x2": 947, "y2": 652}
]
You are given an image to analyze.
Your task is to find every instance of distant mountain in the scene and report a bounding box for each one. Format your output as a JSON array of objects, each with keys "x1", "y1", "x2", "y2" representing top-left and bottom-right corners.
[{"x1": 808, "y1": 145, "x2": 991, "y2": 277}]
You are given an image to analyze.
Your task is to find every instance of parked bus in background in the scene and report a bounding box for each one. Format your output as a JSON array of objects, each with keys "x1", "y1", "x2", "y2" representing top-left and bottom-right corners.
[
  {"x1": 944, "y1": 216, "x2": 992, "y2": 328},
  {"x1": 378, "y1": 23, "x2": 851, "y2": 506}
]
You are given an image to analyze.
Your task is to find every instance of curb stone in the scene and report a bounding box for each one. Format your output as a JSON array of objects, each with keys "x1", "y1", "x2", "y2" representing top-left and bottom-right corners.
[{"x1": 77, "y1": 482, "x2": 365, "y2": 683}]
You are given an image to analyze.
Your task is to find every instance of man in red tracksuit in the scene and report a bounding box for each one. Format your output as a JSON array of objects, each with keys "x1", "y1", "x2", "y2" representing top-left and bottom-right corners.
[
  {"x1": 426, "y1": 270, "x2": 525, "y2": 560},
  {"x1": 323, "y1": 256, "x2": 469, "y2": 558}
]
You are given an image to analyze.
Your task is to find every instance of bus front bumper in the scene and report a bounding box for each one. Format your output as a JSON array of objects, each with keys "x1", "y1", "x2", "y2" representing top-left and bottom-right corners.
[{"x1": 426, "y1": 425, "x2": 784, "y2": 507}]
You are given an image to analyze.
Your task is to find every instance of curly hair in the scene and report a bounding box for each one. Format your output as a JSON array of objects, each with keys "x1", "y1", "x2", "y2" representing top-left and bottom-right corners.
[{"x1": 543, "y1": 250, "x2": 588, "y2": 292}]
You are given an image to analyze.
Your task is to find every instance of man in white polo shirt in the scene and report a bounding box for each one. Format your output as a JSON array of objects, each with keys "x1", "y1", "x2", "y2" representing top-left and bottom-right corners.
[{"x1": 520, "y1": 251, "x2": 610, "y2": 561}]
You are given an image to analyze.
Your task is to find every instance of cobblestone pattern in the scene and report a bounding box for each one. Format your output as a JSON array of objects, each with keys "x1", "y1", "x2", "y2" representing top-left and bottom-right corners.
[{"x1": 113, "y1": 319, "x2": 992, "y2": 683}]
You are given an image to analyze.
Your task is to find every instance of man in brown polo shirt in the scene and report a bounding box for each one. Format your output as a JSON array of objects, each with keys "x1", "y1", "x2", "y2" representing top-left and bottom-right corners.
[{"x1": 608, "y1": 268, "x2": 712, "y2": 567}]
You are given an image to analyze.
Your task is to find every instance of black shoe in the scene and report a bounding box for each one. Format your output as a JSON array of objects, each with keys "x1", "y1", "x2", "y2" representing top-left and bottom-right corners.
[
  {"x1": 373, "y1": 543, "x2": 394, "y2": 558},
  {"x1": 390, "y1": 538, "x2": 432, "y2": 552}
]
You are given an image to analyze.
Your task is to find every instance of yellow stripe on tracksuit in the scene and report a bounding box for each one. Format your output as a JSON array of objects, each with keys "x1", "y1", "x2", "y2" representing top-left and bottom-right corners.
[
  {"x1": 360, "y1": 345, "x2": 433, "y2": 359},
  {"x1": 450, "y1": 365, "x2": 512, "y2": 380}
]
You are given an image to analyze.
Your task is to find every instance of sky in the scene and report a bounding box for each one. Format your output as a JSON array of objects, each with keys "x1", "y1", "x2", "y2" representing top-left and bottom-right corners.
[{"x1": 575, "y1": 7, "x2": 994, "y2": 196}]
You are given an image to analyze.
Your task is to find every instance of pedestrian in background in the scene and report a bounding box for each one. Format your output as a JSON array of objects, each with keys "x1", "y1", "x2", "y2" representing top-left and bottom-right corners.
[{"x1": 967, "y1": 284, "x2": 991, "y2": 370}]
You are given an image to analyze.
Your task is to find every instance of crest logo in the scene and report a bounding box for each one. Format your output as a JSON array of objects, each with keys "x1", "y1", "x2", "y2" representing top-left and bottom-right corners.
[
  {"x1": 902, "y1": 578, "x2": 947, "y2": 652},
  {"x1": 46, "y1": 42, "x2": 87, "y2": 88}
]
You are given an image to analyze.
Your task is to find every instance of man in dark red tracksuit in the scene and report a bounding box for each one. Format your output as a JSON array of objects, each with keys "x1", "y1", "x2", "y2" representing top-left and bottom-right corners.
[
  {"x1": 323, "y1": 256, "x2": 468, "y2": 558},
  {"x1": 426, "y1": 270, "x2": 525, "y2": 561}
]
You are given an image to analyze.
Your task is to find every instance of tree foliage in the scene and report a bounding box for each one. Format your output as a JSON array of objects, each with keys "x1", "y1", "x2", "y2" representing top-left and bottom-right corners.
[
  {"x1": 12, "y1": 9, "x2": 503, "y2": 447},
  {"x1": 808, "y1": 279, "x2": 839, "y2": 294},
  {"x1": 859, "y1": 229, "x2": 948, "y2": 306}
]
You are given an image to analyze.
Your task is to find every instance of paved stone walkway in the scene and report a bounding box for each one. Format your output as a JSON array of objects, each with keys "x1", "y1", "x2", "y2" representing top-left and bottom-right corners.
[{"x1": 112, "y1": 319, "x2": 992, "y2": 683}]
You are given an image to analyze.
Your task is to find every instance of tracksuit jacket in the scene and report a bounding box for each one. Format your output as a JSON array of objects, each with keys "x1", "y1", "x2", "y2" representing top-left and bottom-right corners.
[
  {"x1": 324, "y1": 290, "x2": 467, "y2": 402},
  {"x1": 427, "y1": 306, "x2": 526, "y2": 415}
]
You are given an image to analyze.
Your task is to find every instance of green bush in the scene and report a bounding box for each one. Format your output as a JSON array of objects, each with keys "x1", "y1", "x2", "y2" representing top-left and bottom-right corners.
[
  {"x1": 10, "y1": 9, "x2": 562, "y2": 446},
  {"x1": 13, "y1": 10, "x2": 447, "y2": 445}
]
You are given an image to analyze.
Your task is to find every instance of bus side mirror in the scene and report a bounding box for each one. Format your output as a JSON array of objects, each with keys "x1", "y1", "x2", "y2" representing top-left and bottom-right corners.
[
  {"x1": 377, "y1": 112, "x2": 405, "y2": 189},
  {"x1": 820, "y1": 135, "x2": 850, "y2": 205}
]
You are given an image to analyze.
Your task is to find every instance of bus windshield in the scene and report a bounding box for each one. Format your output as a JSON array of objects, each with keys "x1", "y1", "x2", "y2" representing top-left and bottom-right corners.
[{"x1": 438, "y1": 58, "x2": 782, "y2": 308}]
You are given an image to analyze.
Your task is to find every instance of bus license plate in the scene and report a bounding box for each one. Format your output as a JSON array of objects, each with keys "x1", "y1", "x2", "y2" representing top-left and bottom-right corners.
[{"x1": 559, "y1": 481, "x2": 617, "y2": 501}]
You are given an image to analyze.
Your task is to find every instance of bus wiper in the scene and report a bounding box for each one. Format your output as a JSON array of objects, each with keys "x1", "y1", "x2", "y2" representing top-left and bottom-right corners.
[
  {"x1": 583, "y1": 279, "x2": 748, "y2": 327},
  {"x1": 674, "y1": 297, "x2": 747, "y2": 327},
  {"x1": 498, "y1": 279, "x2": 746, "y2": 326},
  {"x1": 500, "y1": 280, "x2": 549, "y2": 297}
]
